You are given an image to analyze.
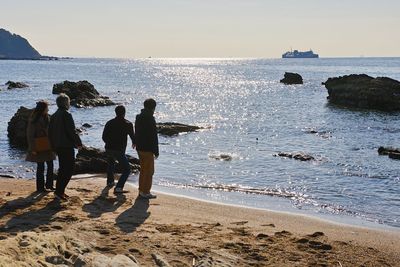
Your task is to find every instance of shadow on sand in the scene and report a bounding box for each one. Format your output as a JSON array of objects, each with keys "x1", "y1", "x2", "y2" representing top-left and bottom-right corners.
[
  {"x1": 82, "y1": 186, "x2": 127, "y2": 218},
  {"x1": 116, "y1": 196, "x2": 150, "y2": 233},
  {"x1": 1, "y1": 198, "x2": 63, "y2": 234},
  {"x1": 0, "y1": 191, "x2": 49, "y2": 220}
]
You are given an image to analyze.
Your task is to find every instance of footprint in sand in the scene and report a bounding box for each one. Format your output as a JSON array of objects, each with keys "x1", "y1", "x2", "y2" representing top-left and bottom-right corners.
[
  {"x1": 307, "y1": 231, "x2": 325, "y2": 238},
  {"x1": 230, "y1": 221, "x2": 248, "y2": 225},
  {"x1": 128, "y1": 248, "x2": 143, "y2": 255},
  {"x1": 274, "y1": 230, "x2": 292, "y2": 237},
  {"x1": 51, "y1": 224, "x2": 63, "y2": 230}
]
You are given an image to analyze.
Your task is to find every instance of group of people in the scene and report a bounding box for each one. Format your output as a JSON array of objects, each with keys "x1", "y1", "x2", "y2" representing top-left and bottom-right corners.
[{"x1": 26, "y1": 93, "x2": 159, "y2": 201}]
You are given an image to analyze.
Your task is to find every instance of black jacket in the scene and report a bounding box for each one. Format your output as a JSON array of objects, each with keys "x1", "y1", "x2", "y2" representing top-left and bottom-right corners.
[
  {"x1": 48, "y1": 108, "x2": 82, "y2": 150},
  {"x1": 135, "y1": 109, "x2": 159, "y2": 157},
  {"x1": 102, "y1": 117, "x2": 135, "y2": 152}
]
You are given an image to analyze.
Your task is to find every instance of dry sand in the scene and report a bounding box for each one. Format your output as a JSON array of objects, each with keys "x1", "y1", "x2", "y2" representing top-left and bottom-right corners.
[{"x1": 0, "y1": 176, "x2": 399, "y2": 267}]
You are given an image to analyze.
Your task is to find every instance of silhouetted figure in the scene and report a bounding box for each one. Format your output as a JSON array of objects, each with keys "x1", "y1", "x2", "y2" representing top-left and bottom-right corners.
[
  {"x1": 48, "y1": 94, "x2": 82, "y2": 200},
  {"x1": 26, "y1": 101, "x2": 56, "y2": 192},
  {"x1": 102, "y1": 105, "x2": 135, "y2": 193},
  {"x1": 135, "y1": 98, "x2": 159, "y2": 199}
]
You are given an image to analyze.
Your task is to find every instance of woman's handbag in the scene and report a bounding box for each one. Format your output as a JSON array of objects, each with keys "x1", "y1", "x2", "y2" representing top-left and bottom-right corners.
[{"x1": 34, "y1": 136, "x2": 51, "y2": 152}]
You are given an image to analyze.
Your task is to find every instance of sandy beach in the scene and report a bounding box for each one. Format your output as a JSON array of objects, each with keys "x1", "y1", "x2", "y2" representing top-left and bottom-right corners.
[{"x1": 0, "y1": 176, "x2": 399, "y2": 267}]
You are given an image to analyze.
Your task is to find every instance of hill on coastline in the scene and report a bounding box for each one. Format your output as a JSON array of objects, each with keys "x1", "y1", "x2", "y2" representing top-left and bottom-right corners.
[{"x1": 0, "y1": 28, "x2": 42, "y2": 59}]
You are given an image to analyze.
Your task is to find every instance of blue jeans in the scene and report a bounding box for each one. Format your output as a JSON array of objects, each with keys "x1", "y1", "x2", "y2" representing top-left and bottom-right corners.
[{"x1": 106, "y1": 150, "x2": 131, "y2": 189}]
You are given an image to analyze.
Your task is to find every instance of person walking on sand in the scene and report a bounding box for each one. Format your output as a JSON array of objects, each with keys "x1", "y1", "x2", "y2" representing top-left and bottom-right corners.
[
  {"x1": 48, "y1": 94, "x2": 82, "y2": 200},
  {"x1": 102, "y1": 105, "x2": 135, "y2": 193},
  {"x1": 26, "y1": 101, "x2": 56, "y2": 192},
  {"x1": 135, "y1": 98, "x2": 159, "y2": 199}
]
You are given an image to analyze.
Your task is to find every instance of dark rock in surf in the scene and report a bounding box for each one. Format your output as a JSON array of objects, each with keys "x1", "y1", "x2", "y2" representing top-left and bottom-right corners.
[
  {"x1": 378, "y1": 146, "x2": 400, "y2": 155},
  {"x1": 74, "y1": 146, "x2": 139, "y2": 175},
  {"x1": 157, "y1": 122, "x2": 202, "y2": 136},
  {"x1": 7, "y1": 106, "x2": 33, "y2": 149},
  {"x1": 274, "y1": 152, "x2": 315, "y2": 161},
  {"x1": 52, "y1": 80, "x2": 115, "y2": 108},
  {"x1": 323, "y1": 74, "x2": 400, "y2": 111},
  {"x1": 6, "y1": 81, "x2": 29, "y2": 89},
  {"x1": 280, "y1": 72, "x2": 303, "y2": 85}
]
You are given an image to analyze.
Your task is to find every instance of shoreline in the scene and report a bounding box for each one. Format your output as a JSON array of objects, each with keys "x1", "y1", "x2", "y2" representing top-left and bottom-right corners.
[
  {"x1": 1, "y1": 175, "x2": 399, "y2": 266},
  {"x1": 148, "y1": 182, "x2": 400, "y2": 232}
]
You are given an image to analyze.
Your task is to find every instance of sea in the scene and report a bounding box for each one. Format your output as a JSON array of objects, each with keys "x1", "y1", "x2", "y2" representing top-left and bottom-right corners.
[{"x1": 0, "y1": 57, "x2": 399, "y2": 229}]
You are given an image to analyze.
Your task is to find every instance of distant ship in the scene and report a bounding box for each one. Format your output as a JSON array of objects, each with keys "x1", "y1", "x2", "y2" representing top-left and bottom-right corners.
[{"x1": 282, "y1": 49, "x2": 319, "y2": 58}]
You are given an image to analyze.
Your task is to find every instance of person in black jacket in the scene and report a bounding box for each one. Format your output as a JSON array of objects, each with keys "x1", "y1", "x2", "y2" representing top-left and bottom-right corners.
[
  {"x1": 135, "y1": 98, "x2": 159, "y2": 199},
  {"x1": 102, "y1": 105, "x2": 135, "y2": 193},
  {"x1": 48, "y1": 94, "x2": 82, "y2": 200}
]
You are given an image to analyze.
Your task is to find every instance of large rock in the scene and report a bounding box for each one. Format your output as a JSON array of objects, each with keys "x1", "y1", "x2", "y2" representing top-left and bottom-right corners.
[
  {"x1": 323, "y1": 74, "x2": 400, "y2": 111},
  {"x1": 74, "y1": 147, "x2": 140, "y2": 175},
  {"x1": 7, "y1": 106, "x2": 33, "y2": 149},
  {"x1": 52, "y1": 80, "x2": 115, "y2": 108},
  {"x1": 6, "y1": 81, "x2": 29, "y2": 89},
  {"x1": 280, "y1": 72, "x2": 303, "y2": 85},
  {"x1": 157, "y1": 122, "x2": 201, "y2": 136}
]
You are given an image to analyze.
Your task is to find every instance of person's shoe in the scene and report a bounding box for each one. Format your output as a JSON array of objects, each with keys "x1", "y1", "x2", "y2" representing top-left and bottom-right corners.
[
  {"x1": 45, "y1": 186, "x2": 55, "y2": 191},
  {"x1": 114, "y1": 187, "x2": 124, "y2": 194},
  {"x1": 54, "y1": 192, "x2": 67, "y2": 201},
  {"x1": 139, "y1": 191, "x2": 157, "y2": 199},
  {"x1": 107, "y1": 181, "x2": 115, "y2": 187}
]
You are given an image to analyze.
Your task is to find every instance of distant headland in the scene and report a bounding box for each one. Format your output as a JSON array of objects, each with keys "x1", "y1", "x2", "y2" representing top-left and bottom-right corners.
[{"x1": 0, "y1": 28, "x2": 58, "y2": 60}]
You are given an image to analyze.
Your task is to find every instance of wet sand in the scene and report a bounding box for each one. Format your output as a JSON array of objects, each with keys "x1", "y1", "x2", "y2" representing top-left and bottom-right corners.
[{"x1": 0, "y1": 176, "x2": 399, "y2": 266}]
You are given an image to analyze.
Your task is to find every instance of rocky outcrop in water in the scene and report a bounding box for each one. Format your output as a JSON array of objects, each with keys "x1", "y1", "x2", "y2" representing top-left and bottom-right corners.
[
  {"x1": 6, "y1": 81, "x2": 29, "y2": 89},
  {"x1": 280, "y1": 72, "x2": 303, "y2": 85},
  {"x1": 52, "y1": 80, "x2": 115, "y2": 108},
  {"x1": 74, "y1": 147, "x2": 140, "y2": 175},
  {"x1": 157, "y1": 122, "x2": 202, "y2": 136},
  {"x1": 274, "y1": 152, "x2": 315, "y2": 161},
  {"x1": 323, "y1": 74, "x2": 400, "y2": 111},
  {"x1": 7, "y1": 106, "x2": 33, "y2": 149},
  {"x1": 378, "y1": 146, "x2": 400, "y2": 160}
]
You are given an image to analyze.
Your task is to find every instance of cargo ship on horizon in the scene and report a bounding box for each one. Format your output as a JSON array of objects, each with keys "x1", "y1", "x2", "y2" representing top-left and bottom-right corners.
[{"x1": 282, "y1": 49, "x2": 319, "y2": 58}]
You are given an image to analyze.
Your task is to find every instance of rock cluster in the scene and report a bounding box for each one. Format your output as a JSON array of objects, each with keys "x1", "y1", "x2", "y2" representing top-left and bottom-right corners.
[
  {"x1": 280, "y1": 72, "x2": 303, "y2": 85},
  {"x1": 378, "y1": 146, "x2": 400, "y2": 160},
  {"x1": 74, "y1": 146, "x2": 140, "y2": 175},
  {"x1": 6, "y1": 81, "x2": 29, "y2": 89},
  {"x1": 274, "y1": 152, "x2": 315, "y2": 161},
  {"x1": 157, "y1": 122, "x2": 201, "y2": 136},
  {"x1": 323, "y1": 74, "x2": 400, "y2": 111},
  {"x1": 52, "y1": 80, "x2": 115, "y2": 108}
]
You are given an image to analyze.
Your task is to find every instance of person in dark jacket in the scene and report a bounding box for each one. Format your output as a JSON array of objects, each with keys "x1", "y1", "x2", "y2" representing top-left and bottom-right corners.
[
  {"x1": 48, "y1": 93, "x2": 82, "y2": 200},
  {"x1": 135, "y1": 98, "x2": 159, "y2": 199},
  {"x1": 26, "y1": 101, "x2": 56, "y2": 192},
  {"x1": 102, "y1": 105, "x2": 135, "y2": 193}
]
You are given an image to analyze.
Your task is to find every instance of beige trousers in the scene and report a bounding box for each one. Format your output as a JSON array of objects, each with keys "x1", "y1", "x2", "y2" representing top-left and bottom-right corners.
[{"x1": 138, "y1": 151, "x2": 155, "y2": 194}]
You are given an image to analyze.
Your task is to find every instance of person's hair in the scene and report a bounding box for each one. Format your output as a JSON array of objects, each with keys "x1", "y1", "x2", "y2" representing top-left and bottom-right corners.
[
  {"x1": 144, "y1": 98, "x2": 156, "y2": 110},
  {"x1": 115, "y1": 105, "x2": 126, "y2": 117},
  {"x1": 56, "y1": 93, "x2": 70, "y2": 109},
  {"x1": 31, "y1": 100, "x2": 49, "y2": 123}
]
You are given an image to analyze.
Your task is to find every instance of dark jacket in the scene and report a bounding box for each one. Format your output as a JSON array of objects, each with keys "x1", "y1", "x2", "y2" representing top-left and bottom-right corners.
[
  {"x1": 135, "y1": 109, "x2": 159, "y2": 157},
  {"x1": 26, "y1": 114, "x2": 56, "y2": 162},
  {"x1": 48, "y1": 108, "x2": 82, "y2": 150},
  {"x1": 102, "y1": 117, "x2": 135, "y2": 152}
]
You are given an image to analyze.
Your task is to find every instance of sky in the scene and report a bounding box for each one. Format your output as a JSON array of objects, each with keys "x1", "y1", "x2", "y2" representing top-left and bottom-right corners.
[{"x1": 1, "y1": 0, "x2": 399, "y2": 58}]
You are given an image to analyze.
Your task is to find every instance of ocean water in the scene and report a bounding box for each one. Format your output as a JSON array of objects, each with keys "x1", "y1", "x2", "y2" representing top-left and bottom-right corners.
[{"x1": 0, "y1": 58, "x2": 399, "y2": 228}]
